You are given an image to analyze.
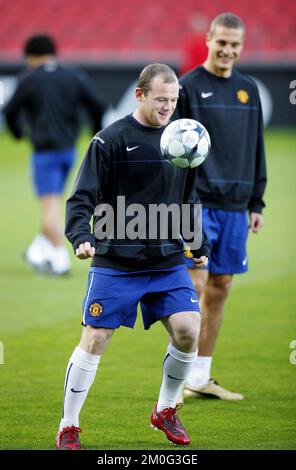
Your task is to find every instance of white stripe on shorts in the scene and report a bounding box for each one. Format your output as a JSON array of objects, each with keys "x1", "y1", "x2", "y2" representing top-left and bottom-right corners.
[{"x1": 83, "y1": 272, "x2": 95, "y2": 325}]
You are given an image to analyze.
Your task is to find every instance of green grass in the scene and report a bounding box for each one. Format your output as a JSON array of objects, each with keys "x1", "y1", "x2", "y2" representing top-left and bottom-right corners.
[{"x1": 0, "y1": 129, "x2": 295, "y2": 449}]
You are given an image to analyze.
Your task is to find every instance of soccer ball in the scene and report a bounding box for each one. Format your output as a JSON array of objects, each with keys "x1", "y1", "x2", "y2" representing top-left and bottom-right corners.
[{"x1": 160, "y1": 119, "x2": 211, "y2": 169}]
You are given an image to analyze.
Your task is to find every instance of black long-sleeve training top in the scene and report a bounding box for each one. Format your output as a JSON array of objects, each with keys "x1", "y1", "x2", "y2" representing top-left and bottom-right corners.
[
  {"x1": 65, "y1": 114, "x2": 211, "y2": 271},
  {"x1": 175, "y1": 66, "x2": 267, "y2": 213},
  {"x1": 3, "y1": 62, "x2": 104, "y2": 151}
]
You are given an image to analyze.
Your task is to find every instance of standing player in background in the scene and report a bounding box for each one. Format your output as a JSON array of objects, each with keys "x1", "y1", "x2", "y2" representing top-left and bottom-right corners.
[
  {"x1": 180, "y1": 13, "x2": 209, "y2": 76},
  {"x1": 3, "y1": 34, "x2": 104, "y2": 275},
  {"x1": 175, "y1": 13, "x2": 267, "y2": 400},
  {"x1": 56, "y1": 64, "x2": 210, "y2": 449}
]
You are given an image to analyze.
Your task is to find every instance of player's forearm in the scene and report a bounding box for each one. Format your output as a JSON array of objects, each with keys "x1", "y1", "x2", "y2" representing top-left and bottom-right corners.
[
  {"x1": 65, "y1": 198, "x2": 96, "y2": 252},
  {"x1": 4, "y1": 111, "x2": 23, "y2": 139},
  {"x1": 248, "y1": 173, "x2": 267, "y2": 213}
]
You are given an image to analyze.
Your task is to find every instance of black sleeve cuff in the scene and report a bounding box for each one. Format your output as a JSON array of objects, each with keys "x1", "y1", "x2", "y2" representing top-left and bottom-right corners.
[{"x1": 72, "y1": 234, "x2": 96, "y2": 252}]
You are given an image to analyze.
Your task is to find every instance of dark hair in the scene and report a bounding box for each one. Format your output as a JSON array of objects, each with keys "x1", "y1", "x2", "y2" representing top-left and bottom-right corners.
[
  {"x1": 24, "y1": 34, "x2": 56, "y2": 57},
  {"x1": 209, "y1": 13, "x2": 245, "y2": 37},
  {"x1": 137, "y1": 64, "x2": 178, "y2": 95}
]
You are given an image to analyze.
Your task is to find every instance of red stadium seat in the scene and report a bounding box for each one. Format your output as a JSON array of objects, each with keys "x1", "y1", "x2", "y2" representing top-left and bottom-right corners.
[{"x1": 0, "y1": 0, "x2": 294, "y2": 62}]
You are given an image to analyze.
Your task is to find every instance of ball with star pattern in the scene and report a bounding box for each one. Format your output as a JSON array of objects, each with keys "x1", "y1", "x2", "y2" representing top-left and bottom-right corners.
[{"x1": 160, "y1": 118, "x2": 211, "y2": 169}]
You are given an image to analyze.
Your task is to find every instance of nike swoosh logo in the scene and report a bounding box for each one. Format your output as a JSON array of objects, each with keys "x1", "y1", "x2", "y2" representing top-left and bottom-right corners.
[
  {"x1": 242, "y1": 257, "x2": 248, "y2": 266},
  {"x1": 201, "y1": 92, "x2": 213, "y2": 98},
  {"x1": 191, "y1": 298, "x2": 198, "y2": 303},
  {"x1": 126, "y1": 145, "x2": 140, "y2": 152},
  {"x1": 168, "y1": 374, "x2": 183, "y2": 381},
  {"x1": 93, "y1": 136, "x2": 105, "y2": 144},
  {"x1": 71, "y1": 388, "x2": 87, "y2": 393}
]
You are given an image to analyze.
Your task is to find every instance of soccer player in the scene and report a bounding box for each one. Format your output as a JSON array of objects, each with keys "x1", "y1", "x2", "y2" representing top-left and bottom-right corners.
[
  {"x1": 175, "y1": 13, "x2": 267, "y2": 400},
  {"x1": 3, "y1": 34, "x2": 104, "y2": 275},
  {"x1": 56, "y1": 64, "x2": 210, "y2": 449}
]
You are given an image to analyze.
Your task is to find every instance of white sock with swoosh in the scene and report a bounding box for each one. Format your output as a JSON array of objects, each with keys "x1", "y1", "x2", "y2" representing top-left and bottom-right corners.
[
  {"x1": 59, "y1": 347, "x2": 101, "y2": 431},
  {"x1": 157, "y1": 344, "x2": 197, "y2": 412}
]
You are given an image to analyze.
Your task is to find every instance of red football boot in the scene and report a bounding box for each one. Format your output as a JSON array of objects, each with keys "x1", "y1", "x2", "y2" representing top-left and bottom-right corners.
[
  {"x1": 56, "y1": 426, "x2": 83, "y2": 450},
  {"x1": 150, "y1": 402, "x2": 190, "y2": 446}
]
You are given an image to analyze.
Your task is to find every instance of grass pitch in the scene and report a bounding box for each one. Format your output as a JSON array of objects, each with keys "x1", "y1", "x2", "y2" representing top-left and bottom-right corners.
[{"x1": 0, "y1": 129, "x2": 295, "y2": 450}]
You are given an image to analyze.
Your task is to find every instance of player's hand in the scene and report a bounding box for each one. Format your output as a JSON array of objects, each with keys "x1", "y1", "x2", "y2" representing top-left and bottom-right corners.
[
  {"x1": 193, "y1": 256, "x2": 208, "y2": 267},
  {"x1": 75, "y1": 242, "x2": 95, "y2": 259},
  {"x1": 249, "y1": 212, "x2": 264, "y2": 233}
]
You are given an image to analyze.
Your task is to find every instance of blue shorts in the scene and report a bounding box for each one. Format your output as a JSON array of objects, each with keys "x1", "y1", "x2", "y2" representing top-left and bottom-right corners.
[
  {"x1": 31, "y1": 148, "x2": 76, "y2": 196},
  {"x1": 203, "y1": 208, "x2": 249, "y2": 274},
  {"x1": 82, "y1": 266, "x2": 200, "y2": 330}
]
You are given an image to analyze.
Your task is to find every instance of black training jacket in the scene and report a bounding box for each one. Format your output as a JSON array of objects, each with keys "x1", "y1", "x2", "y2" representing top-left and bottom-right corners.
[
  {"x1": 175, "y1": 66, "x2": 267, "y2": 213},
  {"x1": 65, "y1": 114, "x2": 211, "y2": 271},
  {"x1": 3, "y1": 62, "x2": 104, "y2": 151}
]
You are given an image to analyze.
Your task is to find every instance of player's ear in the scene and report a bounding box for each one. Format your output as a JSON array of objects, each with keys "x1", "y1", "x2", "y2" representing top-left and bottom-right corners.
[
  {"x1": 205, "y1": 31, "x2": 211, "y2": 47},
  {"x1": 135, "y1": 87, "x2": 144, "y2": 102}
]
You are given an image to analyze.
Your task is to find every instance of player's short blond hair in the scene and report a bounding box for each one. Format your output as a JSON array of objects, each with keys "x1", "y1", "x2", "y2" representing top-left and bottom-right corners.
[
  {"x1": 209, "y1": 13, "x2": 245, "y2": 38},
  {"x1": 137, "y1": 64, "x2": 178, "y2": 96}
]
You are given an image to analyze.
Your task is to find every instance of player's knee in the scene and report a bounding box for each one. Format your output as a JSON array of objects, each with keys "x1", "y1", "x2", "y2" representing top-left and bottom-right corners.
[
  {"x1": 80, "y1": 325, "x2": 113, "y2": 355},
  {"x1": 173, "y1": 315, "x2": 200, "y2": 349},
  {"x1": 210, "y1": 275, "x2": 232, "y2": 298}
]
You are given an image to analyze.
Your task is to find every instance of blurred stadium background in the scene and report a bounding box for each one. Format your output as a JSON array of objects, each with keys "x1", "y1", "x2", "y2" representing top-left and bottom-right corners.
[
  {"x1": 0, "y1": 0, "x2": 295, "y2": 451},
  {"x1": 0, "y1": 0, "x2": 296, "y2": 126},
  {"x1": 0, "y1": 0, "x2": 295, "y2": 62}
]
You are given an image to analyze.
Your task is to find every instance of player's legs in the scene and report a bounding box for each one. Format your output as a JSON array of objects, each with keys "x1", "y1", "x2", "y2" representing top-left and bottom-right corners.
[
  {"x1": 188, "y1": 267, "x2": 208, "y2": 297},
  {"x1": 26, "y1": 149, "x2": 74, "y2": 275},
  {"x1": 79, "y1": 324, "x2": 114, "y2": 355},
  {"x1": 150, "y1": 311, "x2": 200, "y2": 445},
  {"x1": 184, "y1": 209, "x2": 248, "y2": 400},
  {"x1": 198, "y1": 273, "x2": 232, "y2": 356},
  {"x1": 24, "y1": 233, "x2": 53, "y2": 271},
  {"x1": 40, "y1": 194, "x2": 63, "y2": 246},
  {"x1": 25, "y1": 195, "x2": 70, "y2": 275},
  {"x1": 57, "y1": 269, "x2": 145, "y2": 448},
  {"x1": 140, "y1": 269, "x2": 200, "y2": 408},
  {"x1": 57, "y1": 326, "x2": 114, "y2": 449},
  {"x1": 38, "y1": 148, "x2": 75, "y2": 247},
  {"x1": 61, "y1": 326, "x2": 114, "y2": 429},
  {"x1": 158, "y1": 311, "x2": 200, "y2": 407},
  {"x1": 185, "y1": 273, "x2": 244, "y2": 399},
  {"x1": 184, "y1": 274, "x2": 232, "y2": 388},
  {"x1": 162, "y1": 311, "x2": 200, "y2": 352},
  {"x1": 39, "y1": 194, "x2": 71, "y2": 275}
]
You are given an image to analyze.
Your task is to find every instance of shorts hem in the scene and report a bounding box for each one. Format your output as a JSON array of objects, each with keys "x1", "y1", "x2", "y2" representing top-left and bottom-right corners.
[
  {"x1": 209, "y1": 267, "x2": 248, "y2": 275},
  {"x1": 81, "y1": 320, "x2": 133, "y2": 330},
  {"x1": 35, "y1": 189, "x2": 64, "y2": 196},
  {"x1": 143, "y1": 308, "x2": 200, "y2": 331}
]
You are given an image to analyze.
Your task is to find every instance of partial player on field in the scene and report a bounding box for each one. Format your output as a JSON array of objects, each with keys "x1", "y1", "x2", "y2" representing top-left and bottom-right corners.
[
  {"x1": 175, "y1": 13, "x2": 267, "y2": 401},
  {"x1": 3, "y1": 34, "x2": 105, "y2": 276}
]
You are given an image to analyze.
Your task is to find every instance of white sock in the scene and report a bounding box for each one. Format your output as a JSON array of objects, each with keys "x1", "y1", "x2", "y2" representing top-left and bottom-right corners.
[
  {"x1": 186, "y1": 356, "x2": 212, "y2": 390},
  {"x1": 157, "y1": 344, "x2": 197, "y2": 411},
  {"x1": 59, "y1": 347, "x2": 101, "y2": 430},
  {"x1": 26, "y1": 234, "x2": 53, "y2": 265},
  {"x1": 50, "y1": 245, "x2": 71, "y2": 274}
]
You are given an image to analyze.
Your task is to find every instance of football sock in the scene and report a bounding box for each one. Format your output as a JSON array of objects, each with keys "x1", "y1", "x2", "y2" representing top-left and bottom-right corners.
[
  {"x1": 50, "y1": 245, "x2": 71, "y2": 274},
  {"x1": 157, "y1": 344, "x2": 196, "y2": 411},
  {"x1": 59, "y1": 347, "x2": 101, "y2": 430},
  {"x1": 26, "y1": 233, "x2": 53, "y2": 266},
  {"x1": 186, "y1": 355, "x2": 212, "y2": 389}
]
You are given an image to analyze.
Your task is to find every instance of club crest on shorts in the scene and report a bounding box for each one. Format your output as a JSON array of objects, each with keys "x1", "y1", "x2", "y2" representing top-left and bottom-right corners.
[
  {"x1": 237, "y1": 89, "x2": 249, "y2": 104},
  {"x1": 89, "y1": 303, "x2": 103, "y2": 317}
]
